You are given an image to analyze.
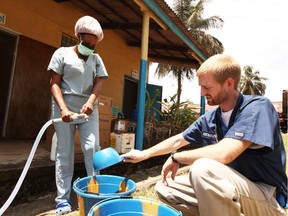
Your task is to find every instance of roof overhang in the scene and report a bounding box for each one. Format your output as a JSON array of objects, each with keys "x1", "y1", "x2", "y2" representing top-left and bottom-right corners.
[{"x1": 54, "y1": 0, "x2": 210, "y2": 68}]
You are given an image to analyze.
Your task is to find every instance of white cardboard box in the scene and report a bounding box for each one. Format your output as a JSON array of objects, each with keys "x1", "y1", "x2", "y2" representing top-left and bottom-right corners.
[{"x1": 110, "y1": 132, "x2": 135, "y2": 154}]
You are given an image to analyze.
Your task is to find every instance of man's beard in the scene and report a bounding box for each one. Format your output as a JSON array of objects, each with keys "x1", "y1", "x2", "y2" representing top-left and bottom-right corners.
[{"x1": 206, "y1": 88, "x2": 229, "y2": 106}]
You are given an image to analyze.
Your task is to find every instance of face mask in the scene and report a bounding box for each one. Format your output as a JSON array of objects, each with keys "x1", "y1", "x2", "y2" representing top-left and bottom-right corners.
[{"x1": 77, "y1": 42, "x2": 95, "y2": 56}]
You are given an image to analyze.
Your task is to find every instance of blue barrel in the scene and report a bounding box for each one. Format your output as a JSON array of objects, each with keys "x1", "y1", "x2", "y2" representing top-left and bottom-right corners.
[
  {"x1": 88, "y1": 197, "x2": 182, "y2": 216},
  {"x1": 73, "y1": 175, "x2": 136, "y2": 216}
]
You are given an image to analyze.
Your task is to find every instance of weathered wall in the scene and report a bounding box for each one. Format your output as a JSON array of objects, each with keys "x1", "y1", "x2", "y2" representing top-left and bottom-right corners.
[{"x1": 0, "y1": 0, "x2": 141, "y2": 138}]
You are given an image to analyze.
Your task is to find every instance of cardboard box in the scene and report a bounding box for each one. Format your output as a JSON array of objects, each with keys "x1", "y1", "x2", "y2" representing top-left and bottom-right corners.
[
  {"x1": 128, "y1": 121, "x2": 136, "y2": 133},
  {"x1": 74, "y1": 118, "x2": 112, "y2": 152},
  {"x1": 110, "y1": 132, "x2": 135, "y2": 154},
  {"x1": 98, "y1": 119, "x2": 111, "y2": 149},
  {"x1": 98, "y1": 95, "x2": 113, "y2": 121},
  {"x1": 111, "y1": 119, "x2": 129, "y2": 134},
  {"x1": 98, "y1": 95, "x2": 113, "y2": 149}
]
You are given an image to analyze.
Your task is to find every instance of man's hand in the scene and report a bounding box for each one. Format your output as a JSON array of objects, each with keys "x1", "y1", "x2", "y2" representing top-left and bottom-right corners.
[
  {"x1": 122, "y1": 149, "x2": 147, "y2": 163},
  {"x1": 161, "y1": 156, "x2": 179, "y2": 185}
]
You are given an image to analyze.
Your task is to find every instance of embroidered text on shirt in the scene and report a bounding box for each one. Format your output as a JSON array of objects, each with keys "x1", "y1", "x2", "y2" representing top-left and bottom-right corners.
[
  {"x1": 235, "y1": 132, "x2": 244, "y2": 137},
  {"x1": 202, "y1": 132, "x2": 217, "y2": 139}
]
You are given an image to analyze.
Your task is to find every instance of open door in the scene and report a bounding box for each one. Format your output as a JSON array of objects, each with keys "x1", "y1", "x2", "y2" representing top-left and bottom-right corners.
[
  {"x1": 122, "y1": 76, "x2": 162, "y2": 121},
  {"x1": 0, "y1": 29, "x2": 18, "y2": 137},
  {"x1": 146, "y1": 83, "x2": 162, "y2": 121},
  {"x1": 122, "y1": 76, "x2": 138, "y2": 119}
]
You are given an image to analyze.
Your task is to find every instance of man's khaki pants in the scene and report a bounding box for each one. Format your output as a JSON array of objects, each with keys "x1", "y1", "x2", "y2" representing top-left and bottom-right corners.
[{"x1": 155, "y1": 158, "x2": 286, "y2": 216}]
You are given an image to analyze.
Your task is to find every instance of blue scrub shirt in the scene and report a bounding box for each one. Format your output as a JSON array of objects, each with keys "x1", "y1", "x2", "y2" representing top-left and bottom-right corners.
[{"x1": 183, "y1": 94, "x2": 287, "y2": 206}]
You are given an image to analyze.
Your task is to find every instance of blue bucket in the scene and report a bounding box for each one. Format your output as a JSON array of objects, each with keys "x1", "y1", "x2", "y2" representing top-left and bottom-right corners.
[
  {"x1": 73, "y1": 175, "x2": 136, "y2": 216},
  {"x1": 88, "y1": 197, "x2": 182, "y2": 216}
]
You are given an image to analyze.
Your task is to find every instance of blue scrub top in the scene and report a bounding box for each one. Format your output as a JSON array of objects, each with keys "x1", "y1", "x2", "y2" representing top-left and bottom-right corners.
[{"x1": 183, "y1": 94, "x2": 287, "y2": 205}]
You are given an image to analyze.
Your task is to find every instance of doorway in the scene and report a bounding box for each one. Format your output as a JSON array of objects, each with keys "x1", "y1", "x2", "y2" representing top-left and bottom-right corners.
[
  {"x1": 122, "y1": 76, "x2": 138, "y2": 119},
  {"x1": 0, "y1": 29, "x2": 18, "y2": 137},
  {"x1": 122, "y1": 76, "x2": 162, "y2": 121}
]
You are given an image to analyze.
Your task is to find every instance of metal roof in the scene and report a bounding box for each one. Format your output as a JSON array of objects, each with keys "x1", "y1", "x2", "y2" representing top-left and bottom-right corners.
[{"x1": 54, "y1": 0, "x2": 210, "y2": 68}]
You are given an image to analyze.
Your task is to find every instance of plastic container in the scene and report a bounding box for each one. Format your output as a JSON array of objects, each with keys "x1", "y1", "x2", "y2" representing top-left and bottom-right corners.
[
  {"x1": 88, "y1": 197, "x2": 182, "y2": 216},
  {"x1": 73, "y1": 175, "x2": 136, "y2": 216},
  {"x1": 93, "y1": 147, "x2": 124, "y2": 171}
]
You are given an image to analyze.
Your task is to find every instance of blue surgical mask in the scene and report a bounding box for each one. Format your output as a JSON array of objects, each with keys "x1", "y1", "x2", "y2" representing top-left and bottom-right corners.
[{"x1": 77, "y1": 42, "x2": 95, "y2": 56}]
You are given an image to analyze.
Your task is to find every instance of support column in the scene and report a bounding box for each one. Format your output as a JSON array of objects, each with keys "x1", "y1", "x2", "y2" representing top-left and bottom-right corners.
[
  {"x1": 200, "y1": 96, "x2": 205, "y2": 115},
  {"x1": 135, "y1": 10, "x2": 150, "y2": 150}
]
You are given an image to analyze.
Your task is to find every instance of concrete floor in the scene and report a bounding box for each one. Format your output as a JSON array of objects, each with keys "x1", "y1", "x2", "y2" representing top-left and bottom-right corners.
[
  {"x1": 0, "y1": 139, "x2": 51, "y2": 167},
  {"x1": 0, "y1": 138, "x2": 86, "y2": 171}
]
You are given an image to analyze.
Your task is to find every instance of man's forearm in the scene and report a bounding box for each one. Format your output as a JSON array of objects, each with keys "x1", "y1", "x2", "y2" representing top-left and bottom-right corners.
[{"x1": 143, "y1": 133, "x2": 188, "y2": 159}]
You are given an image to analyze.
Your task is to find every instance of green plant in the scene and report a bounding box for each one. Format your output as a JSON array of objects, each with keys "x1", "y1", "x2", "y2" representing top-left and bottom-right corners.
[
  {"x1": 143, "y1": 92, "x2": 199, "y2": 148},
  {"x1": 159, "y1": 94, "x2": 199, "y2": 136},
  {"x1": 144, "y1": 89, "x2": 161, "y2": 124}
]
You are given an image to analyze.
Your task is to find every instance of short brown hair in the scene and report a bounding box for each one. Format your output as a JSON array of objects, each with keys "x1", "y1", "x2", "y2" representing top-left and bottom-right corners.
[{"x1": 197, "y1": 54, "x2": 241, "y2": 89}]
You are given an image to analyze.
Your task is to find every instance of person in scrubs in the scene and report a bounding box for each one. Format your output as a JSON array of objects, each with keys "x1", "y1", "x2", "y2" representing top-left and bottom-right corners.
[
  {"x1": 48, "y1": 15, "x2": 108, "y2": 215},
  {"x1": 123, "y1": 54, "x2": 287, "y2": 216}
]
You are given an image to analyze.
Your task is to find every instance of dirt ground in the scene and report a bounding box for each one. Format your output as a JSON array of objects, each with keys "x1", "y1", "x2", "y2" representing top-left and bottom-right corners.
[
  {"x1": 3, "y1": 165, "x2": 287, "y2": 216},
  {"x1": 3, "y1": 165, "x2": 190, "y2": 216}
]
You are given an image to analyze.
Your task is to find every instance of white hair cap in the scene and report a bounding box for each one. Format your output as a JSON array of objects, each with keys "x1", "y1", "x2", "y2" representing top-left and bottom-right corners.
[{"x1": 75, "y1": 16, "x2": 104, "y2": 41}]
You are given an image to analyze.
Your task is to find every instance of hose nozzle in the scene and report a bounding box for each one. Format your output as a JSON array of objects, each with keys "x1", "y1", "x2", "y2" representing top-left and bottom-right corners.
[
  {"x1": 52, "y1": 113, "x2": 89, "y2": 123},
  {"x1": 72, "y1": 113, "x2": 89, "y2": 121}
]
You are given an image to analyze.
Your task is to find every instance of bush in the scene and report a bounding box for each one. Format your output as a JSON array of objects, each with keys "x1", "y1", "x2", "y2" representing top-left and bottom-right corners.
[{"x1": 144, "y1": 93, "x2": 199, "y2": 148}]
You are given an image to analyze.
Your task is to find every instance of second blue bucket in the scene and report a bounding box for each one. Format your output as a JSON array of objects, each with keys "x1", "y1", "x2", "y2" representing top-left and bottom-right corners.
[
  {"x1": 73, "y1": 175, "x2": 136, "y2": 216},
  {"x1": 88, "y1": 197, "x2": 182, "y2": 216}
]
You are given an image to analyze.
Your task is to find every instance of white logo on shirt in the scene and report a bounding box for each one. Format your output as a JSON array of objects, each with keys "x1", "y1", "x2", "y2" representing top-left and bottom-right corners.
[
  {"x1": 203, "y1": 132, "x2": 217, "y2": 139},
  {"x1": 234, "y1": 132, "x2": 244, "y2": 137}
]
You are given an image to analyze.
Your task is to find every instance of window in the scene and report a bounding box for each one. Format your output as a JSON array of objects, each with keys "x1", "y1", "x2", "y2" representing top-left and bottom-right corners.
[{"x1": 61, "y1": 33, "x2": 77, "y2": 47}]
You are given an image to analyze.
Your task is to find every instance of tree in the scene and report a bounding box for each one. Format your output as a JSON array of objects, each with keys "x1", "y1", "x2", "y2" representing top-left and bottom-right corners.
[
  {"x1": 239, "y1": 65, "x2": 267, "y2": 95},
  {"x1": 155, "y1": 64, "x2": 195, "y2": 105},
  {"x1": 174, "y1": 0, "x2": 224, "y2": 55},
  {"x1": 155, "y1": 0, "x2": 224, "y2": 104}
]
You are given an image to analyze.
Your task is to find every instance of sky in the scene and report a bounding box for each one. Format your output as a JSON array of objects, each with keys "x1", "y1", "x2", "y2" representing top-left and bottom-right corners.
[{"x1": 148, "y1": 0, "x2": 288, "y2": 104}]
